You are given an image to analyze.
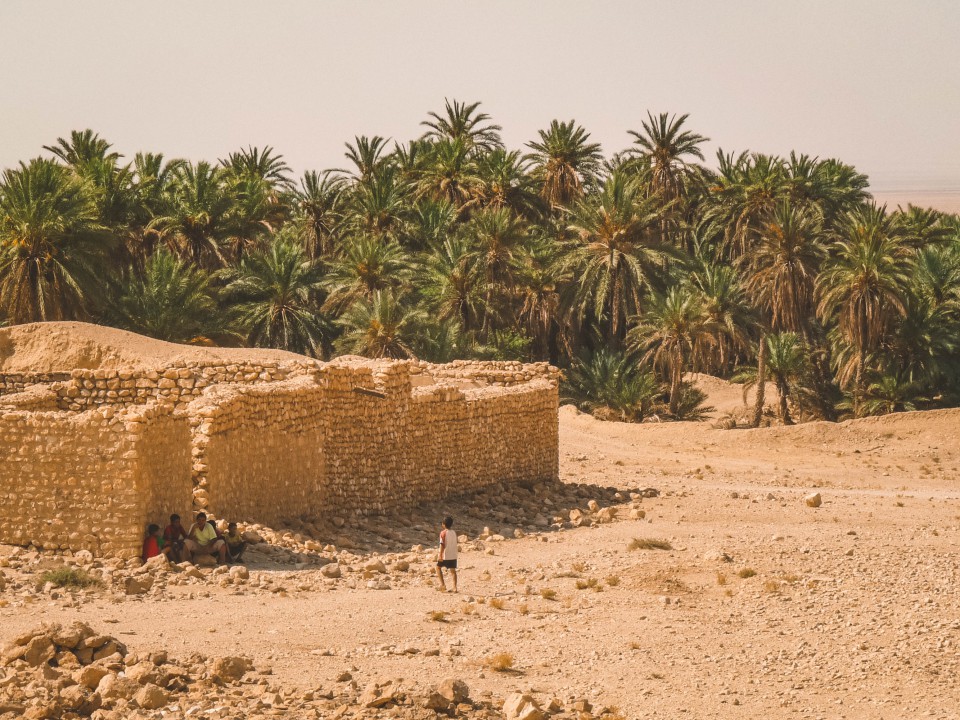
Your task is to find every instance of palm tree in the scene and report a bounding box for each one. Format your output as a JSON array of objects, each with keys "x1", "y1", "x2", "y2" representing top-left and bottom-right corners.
[
  {"x1": 150, "y1": 161, "x2": 234, "y2": 268},
  {"x1": 43, "y1": 129, "x2": 120, "y2": 168},
  {"x1": 474, "y1": 149, "x2": 542, "y2": 219},
  {"x1": 415, "y1": 139, "x2": 481, "y2": 210},
  {"x1": 343, "y1": 136, "x2": 391, "y2": 184},
  {"x1": 348, "y1": 165, "x2": 412, "y2": 240},
  {"x1": 421, "y1": 98, "x2": 503, "y2": 152},
  {"x1": 817, "y1": 204, "x2": 910, "y2": 415},
  {"x1": 419, "y1": 234, "x2": 483, "y2": 334},
  {"x1": 564, "y1": 172, "x2": 672, "y2": 342},
  {"x1": 628, "y1": 286, "x2": 717, "y2": 416},
  {"x1": 101, "y1": 249, "x2": 221, "y2": 343},
  {"x1": 293, "y1": 170, "x2": 347, "y2": 258},
  {"x1": 734, "y1": 332, "x2": 807, "y2": 424},
  {"x1": 562, "y1": 347, "x2": 660, "y2": 422},
  {"x1": 687, "y1": 261, "x2": 755, "y2": 373},
  {"x1": 464, "y1": 207, "x2": 528, "y2": 331},
  {"x1": 0, "y1": 158, "x2": 111, "y2": 323},
  {"x1": 336, "y1": 290, "x2": 424, "y2": 358},
  {"x1": 323, "y1": 235, "x2": 413, "y2": 312},
  {"x1": 526, "y1": 120, "x2": 603, "y2": 210},
  {"x1": 516, "y1": 238, "x2": 570, "y2": 360},
  {"x1": 628, "y1": 112, "x2": 708, "y2": 244},
  {"x1": 222, "y1": 237, "x2": 329, "y2": 357},
  {"x1": 219, "y1": 146, "x2": 292, "y2": 189}
]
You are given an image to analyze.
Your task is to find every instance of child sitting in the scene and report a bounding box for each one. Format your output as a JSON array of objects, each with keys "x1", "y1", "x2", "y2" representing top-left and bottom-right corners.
[
  {"x1": 225, "y1": 522, "x2": 246, "y2": 563},
  {"x1": 142, "y1": 523, "x2": 169, "y2": 562}
]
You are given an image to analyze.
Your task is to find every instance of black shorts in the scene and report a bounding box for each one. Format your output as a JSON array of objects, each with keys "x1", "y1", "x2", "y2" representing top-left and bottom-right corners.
[{"x1": 437, "y1": 559, "x2": 458, "y2": 570}]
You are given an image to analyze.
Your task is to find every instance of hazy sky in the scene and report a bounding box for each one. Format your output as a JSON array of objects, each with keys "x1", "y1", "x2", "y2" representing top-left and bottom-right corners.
[{"x1": 1, "y1": 1, "x2": 958, "y2": 191}]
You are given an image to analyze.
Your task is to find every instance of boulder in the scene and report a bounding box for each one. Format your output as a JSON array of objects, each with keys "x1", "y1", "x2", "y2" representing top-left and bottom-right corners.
[
  {"x1": 437, "y1": 678, "x2": 469, "y2": 704},
  {"x1": 133, "y1": 683, "x2": 169, "y2": 710},
  {"x1": 210, "y1": 656, "x2": 251, "y2": 682},
  {"x1": 320, "y1": 563, "x2": 341, "y2": 579},
  {"x1": 75, "y1": 665, "x2": 110, "y2": 690},
  {"x1": 503, "y1": 693, "x2": 544, "y2": 720},
  {"x1": 804, "y1": 492, "x2": 823, "y2": 508}
]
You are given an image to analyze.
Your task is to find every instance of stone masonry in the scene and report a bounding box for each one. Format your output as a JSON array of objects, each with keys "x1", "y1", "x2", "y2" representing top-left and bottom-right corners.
[{"x1": 0, "y1": 357, "x2": 559, "y2": 558}]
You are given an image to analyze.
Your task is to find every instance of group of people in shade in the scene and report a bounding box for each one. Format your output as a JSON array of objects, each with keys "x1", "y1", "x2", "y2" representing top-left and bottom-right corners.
[
  {"x1": 141, "y1": 512, "x2": 246, "y2": 565},
  {"x1": 141, "y1": 512, "x2": 460, "y2": 590}
]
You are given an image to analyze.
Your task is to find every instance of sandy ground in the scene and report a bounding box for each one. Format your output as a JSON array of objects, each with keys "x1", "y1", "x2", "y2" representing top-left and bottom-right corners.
[{"x1": 3, "y1": 401, "x2": 960, "y2": 718}]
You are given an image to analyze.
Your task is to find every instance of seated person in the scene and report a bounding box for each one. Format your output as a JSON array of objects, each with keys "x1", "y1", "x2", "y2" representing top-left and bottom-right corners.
[
  {"x1": 163, "y1": 514, "x2": 187, "y2": 562},
  {"x1": 224, "y1": 522, "x2": 246, "y2": 562},
  {"x1": 183, "y1": 512, "x2": 227, "y2": 565},
  {"x1": 142, "y1": 523, "x2": 170, "y2": 562}
]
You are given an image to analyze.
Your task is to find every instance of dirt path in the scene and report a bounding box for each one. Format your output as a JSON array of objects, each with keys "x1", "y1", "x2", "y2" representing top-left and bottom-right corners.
[{"x1": 3, "y1": 406, "x2": 960, "y2": 718}]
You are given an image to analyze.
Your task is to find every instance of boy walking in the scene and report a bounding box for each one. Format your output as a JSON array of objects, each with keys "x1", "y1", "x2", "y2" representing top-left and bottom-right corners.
[{"x1": 436, "y1": 516, "x2": 458, "y2": 593}]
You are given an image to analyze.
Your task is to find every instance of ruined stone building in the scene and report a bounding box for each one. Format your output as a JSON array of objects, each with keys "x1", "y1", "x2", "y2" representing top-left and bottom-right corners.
[{"x1": 0, "y1": 324, "x2": 559, "y2": 557}]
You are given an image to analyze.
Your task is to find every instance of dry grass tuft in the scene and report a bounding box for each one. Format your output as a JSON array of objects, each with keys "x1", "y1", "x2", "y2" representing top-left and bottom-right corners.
[
  {"x1": 575, "y1": 578, "x2": 599, "y2": 591},
  {"x1": 571, "y1": 561, "x2": 588, "y2": 573},
  {"x1": 629, "y1": 538, "x2": 672, "y2": 551},
  {"x1": 483, "y1": 652, "x2": 515, "y2": 672},
  {"x1": 37, "y1": 567, "x2": 101, "y2": 590},
  {"x1": 763, "y1": 579, "x2": 780, "y2": 593},
  {"x1": 716, "y1": 572, "x2": 727, "y2": 586},
  {"x1": 427, "y1": 610, "x2": 448, "y2": 622},
  {"x1": 518, "y1": 603, "x2": 530, "y2": 615},
  {"x1": 489, "y1": 597, "x2": 506, "y2": 610},
  {"x1": 605, "y1": 574, "x2": 621, "y2": 587},
  {"x1": 737, "y1": 568, "x2": 757, "y2": 579},
  {"x1": 460, "y1": 603, "x2": 476, "y2": 615},
  {"x1": 628, "y1": 641, "x2": 641, "y2": 650},
  {"x1": 540, "y1": 588, "x2": 557, "y2": 600}
]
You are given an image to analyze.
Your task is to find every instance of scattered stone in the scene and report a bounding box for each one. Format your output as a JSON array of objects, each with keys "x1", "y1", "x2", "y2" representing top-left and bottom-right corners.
[{"x1": 805, "y1": 492, "x2": 823, "y2": 508}]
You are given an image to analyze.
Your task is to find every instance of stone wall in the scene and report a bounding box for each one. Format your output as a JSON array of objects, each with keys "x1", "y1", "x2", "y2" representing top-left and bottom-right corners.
[
  {"x1": 0, "y1": 405, "x2": 192, "y2": 558},
  {"x1": 0, "y1": 372, "x2": 71, "y2": 396},
  {"x1": 0, "y1": 355, "x2": 559, "y2": 556}
]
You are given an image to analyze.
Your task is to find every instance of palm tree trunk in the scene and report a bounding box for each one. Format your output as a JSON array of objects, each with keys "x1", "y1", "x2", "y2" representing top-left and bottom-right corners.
[
  {"x1": 854, "y1": 350, "x2": 866, "y2": 417},
  {"x1": 752, "y1": 334, "x2": 768, "y2": 428},
  {"x1": 669, "y1": 347, "x2": 683, "y2": 416},
  {"x1": 778, "y1": 378, "x2": 793, "y2": 425}
]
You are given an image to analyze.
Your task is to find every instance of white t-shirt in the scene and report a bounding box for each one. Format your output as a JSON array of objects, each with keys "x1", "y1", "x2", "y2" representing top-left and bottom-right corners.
[{"x1": 440, "y1": 528, "x2": 458, "y2": 560}]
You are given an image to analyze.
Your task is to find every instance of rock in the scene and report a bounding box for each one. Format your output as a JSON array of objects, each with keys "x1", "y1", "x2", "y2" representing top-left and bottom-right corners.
[
  {"x1": 242, "y1": 530, "x2": 263, "y2": 544},
  {"x1": 364, "y1": 560, "x2": 387, "y2": 574},
  {"x1": 804, "y1": 492, "x2": 823, "y2": 508},
  {"x1": 703, "y1": 550, "x2": 733, "y2": 562},
  {"x1": 97, "y1": 673, "x2": 141, "y2": 702},
  {"x1": 587, "y1": 500, "x2": 600, "y2": 512},
  {"x1": 503, "y1": 693, "x2": 544, "y2": 720},
  {"x1": 359, "y1": 681, "x2": 398, "y2": 708},
  {"x1": 75, "y1": 665, "x2": 110, "y2": 690},
  {"x1": 59, "y1": 685, "x2": 101, "y2": 714},
  {"x1": 125, "y1": 660, "x2": 160, "y2": 685},
  {"x1": 437, "y1": 678, "x2": 469, "y2": 704},
  {"x1": 229, "y1": 565, "x2": 249, "y2": 581},
  {"x1": 23, "y1": 635, "x2": 55, "y2": 667},
  {"x1": 321, "y1": 563, "x2": 342, "y2": 579},
  {"x1": 124, "y1": 576, "x2": 153, "y2": 595},
  {"x1": 195, "y1": 554, "x2": 217, "y2": 568},
  {"x1": 423, "y1": 692, "x2": 451, "y2": 711},
  {"x1": 210, "y1": 655, "x2": 251, "y2": 681},
  {"x1": 53, "y1": 621, "x2": 94, "y2": 650},
  {"x1": 134, "y1": 683, "x2": 169, "y2": 710},
  {"x1": 639, "y1": 487, "x2": 660, "y2": 498}
]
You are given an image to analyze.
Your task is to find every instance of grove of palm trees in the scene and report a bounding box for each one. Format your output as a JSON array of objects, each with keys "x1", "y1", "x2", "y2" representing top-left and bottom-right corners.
[{"x1": 2, "y1": 101, "x2": 958, "y2": 425}]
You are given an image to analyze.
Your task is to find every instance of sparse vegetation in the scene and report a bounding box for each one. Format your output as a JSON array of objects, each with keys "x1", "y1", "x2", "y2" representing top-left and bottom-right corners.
[
  {"x1": 540, "y1": 588, "x2": 557, "y2": 600},
  {"x1": 629, "y1": 537, "x2": 673, "y2": 551},
  {"x1": 483, "y1": 652, "x2": 515, "y2": 672},
  {"x1": 37, "y1": 567, "x2": 101, "y2": 590},
  {"x1": 737, "y1": 568, "x2": 757, "y2": 578},
  {"x1": 605, "y1": 574, "x2": 621, "y2": 587},
  {"x1": 575, "y1": 577, "x2": 599, "y2": 590},
  {"x1": 489, "y1": 597, "x2": 506, "y2": 610},
  {"x1": 716, "y1": 572, "x2": 727, "y2": 585}
]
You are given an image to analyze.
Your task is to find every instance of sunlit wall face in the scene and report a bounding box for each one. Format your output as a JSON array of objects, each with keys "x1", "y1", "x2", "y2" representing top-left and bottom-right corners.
[{"x1": 1, "y1": 0, "x2": 958, "y2": 195}]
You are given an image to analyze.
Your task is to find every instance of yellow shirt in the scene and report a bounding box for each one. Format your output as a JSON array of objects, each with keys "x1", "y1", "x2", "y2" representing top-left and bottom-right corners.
[{"x1": 191, "y1": 522, "x2": 217, "y2": 545}]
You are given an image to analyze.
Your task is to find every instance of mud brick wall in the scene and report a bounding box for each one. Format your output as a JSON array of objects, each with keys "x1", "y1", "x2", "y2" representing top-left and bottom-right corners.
[{"x1": 0, "y1": 405, "x2": 191, "y2": 558}]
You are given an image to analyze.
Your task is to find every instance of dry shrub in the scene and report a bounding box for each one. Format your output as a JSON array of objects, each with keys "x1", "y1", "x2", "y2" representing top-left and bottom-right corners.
[
  {"x1": 628, "y1": 641, "x2": 641, "y2": 650},
  {"x1": 37, "y1": 567, "x2": 101, "y2": 590},
  {"x1": 518, "y1": 603, "x2": 530, "y2": 615},
  {"x1": 575, "y1": 578, "x2": 599, "y2": 591},
  {"x1": 605, "y1": 575, "x2": 621, "y2": 587},
  {"x1": 781, "y1": 573, "x2": 800, "y2": 583},
  {"x1": 540, "y1": 588, "x2": 557, "y2": 600},
  {"x1": 476, "y1": 596, "x2": 487, "y2": 604},
  {"x1": 427, "y1": 610, "x2": 448, "y2": 622},
  {"x1": 737, "y1": 568, "x2": 757, "y2": 579},
  {"x1": 483, "y1": 652, "x2": 514, "y2": 672},
  {"x1": 489, "y1": 597, "x2": 505, "y2": 610},
  {"x1": 629, "y1": 538, "x2": 672, "y2": 551},
  {"x1": 716, "y1": 572, "x2": 727, "y2": 586},
  {"x1": 571, "y1": 561, "x2": 587, "y2": 573},
  {"x1": 460, "y1": 603, "x2": 476, "y2": 615},
  {"x1": 763, "y1": 579, "x2": 780, "y2": 593}
]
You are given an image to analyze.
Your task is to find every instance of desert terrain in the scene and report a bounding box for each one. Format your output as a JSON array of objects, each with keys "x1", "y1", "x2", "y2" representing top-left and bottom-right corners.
[{"x1": 2, "y1": 382, "x2": 959, "y2": 719}]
